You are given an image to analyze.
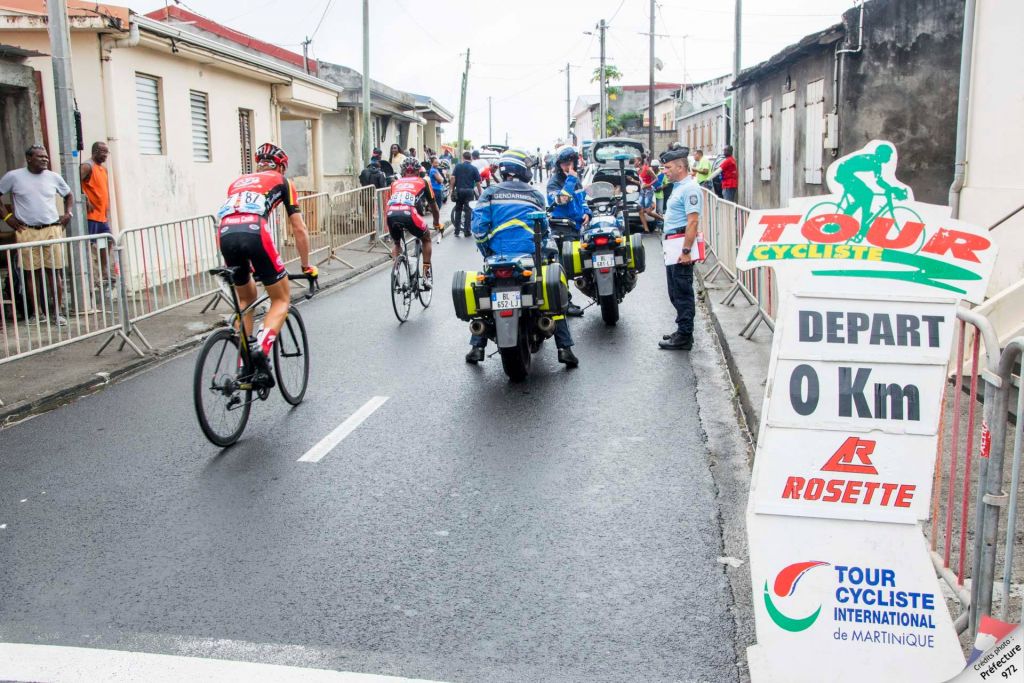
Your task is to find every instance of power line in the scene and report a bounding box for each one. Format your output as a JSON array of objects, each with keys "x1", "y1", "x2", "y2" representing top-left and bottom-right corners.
[
  {"x1": 309, "y1": 0, "x2": 335, "y2": 41},
  {"x1": 609, "y1": 0, "x2": 628, "y2": 23}
]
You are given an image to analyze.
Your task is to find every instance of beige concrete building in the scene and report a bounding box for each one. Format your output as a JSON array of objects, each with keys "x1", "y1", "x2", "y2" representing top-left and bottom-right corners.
[{"x1": 0, "y1": 1, "x2": 341, "y2": 232}]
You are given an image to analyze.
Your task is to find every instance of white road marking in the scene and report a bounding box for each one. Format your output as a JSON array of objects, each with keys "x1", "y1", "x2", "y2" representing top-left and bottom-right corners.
[
  {"x1": 298, "y1": 396, "x2": 389, "y2": 463},
  {"x1": 0, "y1": 642, "x2": 444, "y2": 682}
]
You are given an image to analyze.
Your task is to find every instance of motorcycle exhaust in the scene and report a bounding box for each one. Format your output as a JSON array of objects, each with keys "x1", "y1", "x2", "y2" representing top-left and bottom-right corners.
[
  {"x1": 469, "y1": 320, "x2": 487, "y2": 336},
  {"x1": 537, "y1": 316, "x2": 555, "y2": 334}
]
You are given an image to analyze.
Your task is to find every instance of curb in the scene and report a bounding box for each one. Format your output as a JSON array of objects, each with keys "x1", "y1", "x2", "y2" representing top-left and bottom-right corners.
[
  {"x1": 696, "y1": 267, "x2": 761, "y2": 444},
  {"x1": 0, "y1": 253, "x2": 392, "y2": 427}
]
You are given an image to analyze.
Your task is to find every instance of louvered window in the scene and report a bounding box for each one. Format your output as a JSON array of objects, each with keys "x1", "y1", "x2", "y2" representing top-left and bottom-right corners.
[
  {"x1": 190, "y1": 90, "x2": 210, "y2": 162},
  {"x1": 239, "y1": 109, "x2": 253, "y2": 174},
  {"x1": 804, "y1": 80, "x2": 825, "y2": 184},
  {"x1": 135, "y1": 74, "x2": 163, "y2": 155},
  {"x1": 760, "y1": 98, "x2": 772, "y2": 181}
]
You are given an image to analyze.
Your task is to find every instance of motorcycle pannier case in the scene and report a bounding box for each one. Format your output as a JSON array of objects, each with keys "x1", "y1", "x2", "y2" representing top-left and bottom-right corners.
[
  {"x1": 626, "y1": 233, "x2": 646, "y2": 273},
  {"x1": 538, "y1": 263, "x2": 569, "y2": 314},
  {"x1": 560, "y1": 240, "x2": 583, "y2": 279},
  {"x1": 452, "y1": 270, "x2": 484, "y2": 321}
]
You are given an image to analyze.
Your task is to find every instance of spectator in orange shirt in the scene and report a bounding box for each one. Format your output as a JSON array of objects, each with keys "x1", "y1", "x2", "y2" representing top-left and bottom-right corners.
[{"x1": 81, "y1": 141, "x2": 116, "y2": 290}]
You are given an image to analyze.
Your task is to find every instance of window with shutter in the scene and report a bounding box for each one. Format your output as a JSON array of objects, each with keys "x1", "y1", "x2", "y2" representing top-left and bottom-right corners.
[
  {"x1": 804, "y1": 79, "x2": 825, "y2": 184},
  {"x1": 190, "y1": 91, "x2": 210, "y2": 162},
  {"x1": 135, "y1": 74, "x2": 163, "y2": 155},
  {"x1": 239, "y1": 109, "x2": 253, "y2": 174},
  {"x1": 743, "y1": 107, "x2": 755, "y2": 193},
  {"x1": 760, "y1": 98, "x2": 772, "y2": 181}
]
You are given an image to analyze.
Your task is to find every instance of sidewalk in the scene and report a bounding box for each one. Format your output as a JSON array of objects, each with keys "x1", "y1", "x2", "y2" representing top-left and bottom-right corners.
[{"x1": 696, "y1": 264, "x2": 772, "y2": 440}]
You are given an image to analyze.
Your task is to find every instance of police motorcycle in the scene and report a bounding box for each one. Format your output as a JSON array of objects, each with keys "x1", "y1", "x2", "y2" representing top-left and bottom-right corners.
[
  {"x1": 560, "y1": 170, "x2": 646, "y2": 326},
  {"x1": 451, "y1": 212, "x2": 569, "y2": 382}
]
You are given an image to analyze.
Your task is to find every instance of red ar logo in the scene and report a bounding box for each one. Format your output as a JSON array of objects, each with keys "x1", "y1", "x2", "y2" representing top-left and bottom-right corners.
[{"x1": 821, "y1": 437, "x2": 878, "y2": 475}]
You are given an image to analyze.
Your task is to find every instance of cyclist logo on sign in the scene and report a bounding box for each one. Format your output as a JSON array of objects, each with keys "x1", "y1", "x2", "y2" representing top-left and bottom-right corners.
[{"x1": 803, "y1": 141, "x2": 923, "y2": 251}]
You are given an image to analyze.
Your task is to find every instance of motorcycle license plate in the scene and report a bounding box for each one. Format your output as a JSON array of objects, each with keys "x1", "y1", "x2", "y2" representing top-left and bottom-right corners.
[
  {"x1": 593, "y1": 253, "x2": 615, "y2": 269},
  {"x1": 492, "y1": 291, "x2": 521, "y2": 310}
]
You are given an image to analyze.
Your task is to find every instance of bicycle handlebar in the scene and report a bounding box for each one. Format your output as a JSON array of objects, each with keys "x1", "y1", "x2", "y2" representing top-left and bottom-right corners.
[{"x1": 287, "y1": 271, "x2": 319, "y2": 299}]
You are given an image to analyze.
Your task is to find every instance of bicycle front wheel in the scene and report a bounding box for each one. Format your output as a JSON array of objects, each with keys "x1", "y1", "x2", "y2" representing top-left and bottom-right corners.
[
  {"x1": 417, "y1": 266, "x2": 433, "y2": 308},
  {"x1": 193, "y1": 328, "x2": 251, "y2": 447},
  {"x1": 391, "y1": 256, "x2": 412, "y2": 322},
  {"x1": 274, "y1": 306, "x2": 310, "y2": 405}
]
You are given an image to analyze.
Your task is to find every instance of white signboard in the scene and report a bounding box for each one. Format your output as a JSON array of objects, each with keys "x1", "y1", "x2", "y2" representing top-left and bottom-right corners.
[
  {"x1": 766, "y1": 358, "x2": 946, "y2": 435},
  {"x1": 737, "y1": 142, "x2": 997, "y2": 681},
  {"x1": 749, "y1": 428, "x2": 937, "y2": 523},
  {"x1": 777, "y1": 294, "x2": 957, "y2": 365},
  {"x1": 746, "y1": 515, "x2": 965, "y2": 682}
]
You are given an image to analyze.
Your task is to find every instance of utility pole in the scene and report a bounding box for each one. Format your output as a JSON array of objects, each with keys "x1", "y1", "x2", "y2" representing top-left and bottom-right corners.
[
  {"x1": 361, "y1": 0, "x2": 371, "y2": 166},
  {"x1": 565, "y1": 63, "x2": 572, "y2": 142},
  {"x1": 732, "y1": 0, "x2": 742, "y2": 147},
  {"x1": 598, "y1": 19, "x2": 607, "y2": 139},
  {"x1": 456, "y1": 49, "x2": 470, "y2": 157},
  {"x1": 46, "y1": 0, "x2": 85, "y2": 240},
  {"x1": 488, "y1": 96, "x2": 492, "y2": 144},
  {"x1": 648, "y1": 0, "x2": 656, "y2": 157},
  {"x1": 302, "y1": 37, "x2": 311, "y2": 74}
]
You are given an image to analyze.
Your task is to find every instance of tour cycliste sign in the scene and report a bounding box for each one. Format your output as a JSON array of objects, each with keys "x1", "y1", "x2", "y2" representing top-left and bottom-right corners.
[
  {"x1": 739, "y1": 142, "x2": 997, "y2": 682},
  {"x1": 736, "y1": 140, "x2": 996, "y2": 303}
]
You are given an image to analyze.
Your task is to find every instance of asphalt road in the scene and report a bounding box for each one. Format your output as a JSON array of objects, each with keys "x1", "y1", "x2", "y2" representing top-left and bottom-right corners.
[{"x1": 0, "y1": 226, "x2": 746, "y2": 682}]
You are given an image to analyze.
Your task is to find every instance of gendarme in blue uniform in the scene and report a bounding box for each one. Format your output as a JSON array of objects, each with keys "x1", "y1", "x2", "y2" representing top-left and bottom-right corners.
[
  {"x1": 663, "y1": 175, "x2": 703, "y2": 235},
  {"x1": 471, "y1": 179, "x2": 549, "y2": 257},
  {"x1": 545, "y1": 173, "x2": 592, "y2": 229}
]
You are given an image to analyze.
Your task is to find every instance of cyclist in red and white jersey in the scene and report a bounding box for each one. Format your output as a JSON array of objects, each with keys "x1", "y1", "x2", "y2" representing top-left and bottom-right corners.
[
  {"x1": 386, "y1": 157, "x2": 441, "y2": 286},
  {"x1": 216, "y1": 142, "x2": 316, "y2": 383}
]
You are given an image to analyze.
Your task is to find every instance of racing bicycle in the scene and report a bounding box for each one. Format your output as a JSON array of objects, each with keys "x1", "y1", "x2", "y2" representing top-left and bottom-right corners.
[
  {"x1": 193, "y1": 267, "x2": 318, "y2": 447},
  {"x1": 390, "y1": 225, "x2": 444, "y2": 322}
]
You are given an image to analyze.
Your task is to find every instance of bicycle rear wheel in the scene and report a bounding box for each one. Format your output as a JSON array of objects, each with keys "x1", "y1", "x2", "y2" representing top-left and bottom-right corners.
[
  {"x1": 417, "y1": 262, "x2": 433, "y2": 308},
  {"x1": 193, "y1": 328, "x2": 252, "y2": 447},
  {"x1": 274, "y1": 306, "x2": 310, "y2": 405},
  {"x1": 391, "y1": 256, "x2": 412, "y2": 322}
]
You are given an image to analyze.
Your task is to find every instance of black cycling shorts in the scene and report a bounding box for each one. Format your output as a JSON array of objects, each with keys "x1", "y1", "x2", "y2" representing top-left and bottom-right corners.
[
  {"x1": 386, "y1": 212, "x2": 429, "y2": 242},
  {"x1": 218, "y1": 221, "x2": 287, "y2": 286}
]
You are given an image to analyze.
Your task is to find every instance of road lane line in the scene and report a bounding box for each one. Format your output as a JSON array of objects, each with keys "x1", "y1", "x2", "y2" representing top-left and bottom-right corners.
[
  {"x1": 298, "y1": 396, "x2": 389, "y2": 463},
  {"x1": 0, "y1": 642, "x2": 444, "y2": 682}
]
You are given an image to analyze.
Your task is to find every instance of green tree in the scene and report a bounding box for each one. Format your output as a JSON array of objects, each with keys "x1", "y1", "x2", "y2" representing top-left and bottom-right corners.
[{"x1": 591, "y1": 64, "x2": 623, "y2": 101}]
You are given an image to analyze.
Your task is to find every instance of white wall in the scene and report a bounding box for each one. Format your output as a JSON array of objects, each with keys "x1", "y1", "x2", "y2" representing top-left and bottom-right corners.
[
  {"x1": 960, "y1": 0, "x2": 1024, "y2": 297},
  {"x1": 107, "y1": 42, "x2": 277, "y2": 228}
]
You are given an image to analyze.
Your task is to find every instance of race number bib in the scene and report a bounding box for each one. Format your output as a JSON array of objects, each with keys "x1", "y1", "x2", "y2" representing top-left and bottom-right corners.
[
  {"x1": 388, "y1": 191, "x2": 417, "y2": 207},
  {"x1": 218, "y1": 191, "x2": 268, "y2": 220}
]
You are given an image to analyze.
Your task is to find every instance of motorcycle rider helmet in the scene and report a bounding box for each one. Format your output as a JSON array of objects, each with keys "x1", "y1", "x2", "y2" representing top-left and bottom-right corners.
[
  {"x1": 401, "y1": 157, "x2": 422, "y2": 176},
  {"x1": 255, "y1": 142, "x2": 289, "y2": 172},
  {"x1": 556, "y1": 146, "x2": 579, "y2": 170},
  {"x1": 497, "y1": 148, "x2": 534, "y2": 182}
]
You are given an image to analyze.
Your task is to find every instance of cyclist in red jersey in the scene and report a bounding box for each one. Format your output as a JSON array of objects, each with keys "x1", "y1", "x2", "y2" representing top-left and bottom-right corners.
[
  {"x1": 386, "y1": 157, "x2": 441, "y2": 287},
  {"x1": 217, "y1": 142, "x2": 316, "y2": 384}
]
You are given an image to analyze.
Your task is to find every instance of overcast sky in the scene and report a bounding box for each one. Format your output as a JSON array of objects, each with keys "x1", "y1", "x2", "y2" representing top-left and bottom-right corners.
[{"x1": 135, "y1": 0, "x2": 858, "y2": 150}]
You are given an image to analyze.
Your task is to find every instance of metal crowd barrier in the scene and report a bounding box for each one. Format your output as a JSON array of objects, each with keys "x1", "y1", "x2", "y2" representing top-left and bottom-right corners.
[
  {"x1": 926, "y1": 309, "x2": 1001, "y2": 633},
  {"x1": 1, "y1": 184, "x2": 391, "y2": 370},
  {"x1": 1, "y1": 233, "x2": 131, "y2": 364},
  {"x1": 111, "y1": 215, "x2": 222, "y2": 352},
  {"x1": 923, "y1": 308, "x2": 1024, "y2": 637},
  {"x1": 698, "y1": 189, "x2": 776, "y2": 338},
  {"x1": 974, "y1": 335, "x2": 1024, "y2": 630}
]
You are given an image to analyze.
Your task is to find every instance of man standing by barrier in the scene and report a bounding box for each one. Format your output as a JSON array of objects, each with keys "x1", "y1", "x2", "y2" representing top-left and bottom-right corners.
[
  {"x1": 449, "y1": 151, "x2": 480, "y2": 237},
  {"x1": 658, "y1": 147, "x2": 702, "y2": 351},
  {"x1": 719, "y1": 145, "x2": 737, "y2": 202},
  {"x1": 0, "y1": 145, "x2": 73, "y2": 326},
  {"x1": 81, "y1": 141, "x2": 115, "y2": 295}
]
